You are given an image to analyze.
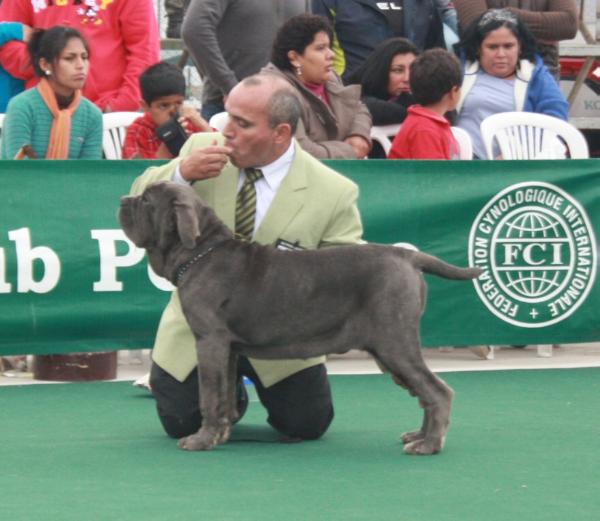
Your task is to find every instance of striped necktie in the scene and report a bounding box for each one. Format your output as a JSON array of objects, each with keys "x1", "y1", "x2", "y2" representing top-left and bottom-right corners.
[{"x1": 235, "y1": 168, "x2": 263, "y2": 240}]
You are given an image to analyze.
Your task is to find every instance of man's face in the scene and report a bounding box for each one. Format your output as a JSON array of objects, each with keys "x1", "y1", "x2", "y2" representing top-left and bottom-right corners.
[{"x1": 222, "y1": 84, "x2": 280, "y2": 169}]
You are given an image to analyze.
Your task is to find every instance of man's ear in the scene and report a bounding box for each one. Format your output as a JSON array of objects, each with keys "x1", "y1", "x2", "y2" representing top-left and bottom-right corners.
[
  {"x1": 174, "y1": 201, "x2": 200, "y2": 249},
  {"x1": 273, "y1": 122, "x2": 293, "y2": 143},
  {"x1": 140, "y1": 100, "x2": 150, "y2": 112}
]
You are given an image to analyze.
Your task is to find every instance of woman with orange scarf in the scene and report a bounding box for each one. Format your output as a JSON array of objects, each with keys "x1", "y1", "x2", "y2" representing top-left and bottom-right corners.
[{"x1": 1, "y1": 26, "x2": 102, "y2": 159}]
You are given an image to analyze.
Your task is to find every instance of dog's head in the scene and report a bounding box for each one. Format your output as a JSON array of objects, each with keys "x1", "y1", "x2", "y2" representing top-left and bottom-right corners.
[{"x1": 119, "y1": 181, "x2": 221, "y2": 279}]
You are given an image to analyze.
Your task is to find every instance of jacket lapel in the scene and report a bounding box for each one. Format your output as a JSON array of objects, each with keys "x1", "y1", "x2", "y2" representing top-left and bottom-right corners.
[
  {"x1": 211, "y1": 164, "x2": 240, "y2": 230},
  {"x1": 254, "y1": 142, "x2": 307, "y2": 244}
]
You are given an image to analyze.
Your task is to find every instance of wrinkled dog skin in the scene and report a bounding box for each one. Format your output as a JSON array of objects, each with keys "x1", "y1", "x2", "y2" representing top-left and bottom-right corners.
[{"x1": 120, "y1": 182, "x2": 482, "y2": 455}]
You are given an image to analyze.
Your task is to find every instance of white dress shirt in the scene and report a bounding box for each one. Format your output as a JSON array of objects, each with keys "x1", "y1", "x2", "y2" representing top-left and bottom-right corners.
[{"x1": 173, "y1": 141, "x2": 295, "y2": 237}]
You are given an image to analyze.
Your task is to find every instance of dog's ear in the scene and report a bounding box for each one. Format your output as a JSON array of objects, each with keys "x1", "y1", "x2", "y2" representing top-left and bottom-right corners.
[{"x1": 174, "y1": 201, "x2": 200, "y2": 249}]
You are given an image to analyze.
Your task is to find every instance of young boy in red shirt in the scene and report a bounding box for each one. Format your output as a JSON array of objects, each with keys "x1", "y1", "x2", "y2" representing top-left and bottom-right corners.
[
  {"x1": 388, "y1": 49, "x2": 462, "y2": 160},
  {"x1": 123, "y1": 62, "x2": 211, "y2": 159}
]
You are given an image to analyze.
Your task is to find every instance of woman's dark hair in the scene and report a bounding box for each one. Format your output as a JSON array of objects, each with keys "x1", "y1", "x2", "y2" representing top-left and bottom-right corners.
[
  {"x1": 455, "y1": 8, "x2": 537, "y2": 63},
  {"x1": 28, "y1": 25, "x2": 90, "y2": 77},
  {"x1": 271, "y1": 13, "x2": 333, "y2": 71},
  {"x1": 346, "y1": 37, "x2": 419, "y2": 99}
]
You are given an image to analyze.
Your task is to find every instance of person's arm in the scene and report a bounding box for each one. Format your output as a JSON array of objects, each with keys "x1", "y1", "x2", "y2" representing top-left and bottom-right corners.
[
  {"x1": 363, "y1": 95, "x2": 410, "y2": 126},
  {"x1": 505, "y1": 0, "x2": 578, "y2": 42},
  {"x1": 182, "y1": 0, "x2": 239, "y2": 97},
  {"x1": 130, "y1": 156, "x2": 186, "y2": 195},
  {"x1": 318, "y1": 181, "x2": 364, "y2": 247},
  {"x1": 0, "y1": 1, "x2": 35, "y2": 81},
  {"x1": 0, "y1": 22, "x2": 23, "y2": 45},
  {"x1": 528, "y1": 65, "x2": 569, "y2": 120},
  {"x1": 95, "y1": 0, "x2": 160, "y2": 112},
  {"x1": 122, "y1": 121, "x2": 157, "y2": 159},
  {"x1": 1, "y1": 98, "x2": 35, "y2": 159},
  {"x1": 179, "y1": 105, "x2": 212, "y2": 133},
  {"x1": 130, "y1": 133, "x2": 230, "y2": 195},
  {"x1": 294, "y1": 117, "x2": 360, "y2": 159},
  {"x1": 345, "y1": 97, "x2": 372, "y2": 147}
]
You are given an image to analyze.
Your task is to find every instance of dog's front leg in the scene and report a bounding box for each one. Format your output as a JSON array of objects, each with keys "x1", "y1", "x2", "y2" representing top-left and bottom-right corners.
[
  {"x1": 179, "y1": 338, "x2": 232, "y2": 451},
  {"x1": 226, "y1": 352, "x2": 241, "y2": 425}
]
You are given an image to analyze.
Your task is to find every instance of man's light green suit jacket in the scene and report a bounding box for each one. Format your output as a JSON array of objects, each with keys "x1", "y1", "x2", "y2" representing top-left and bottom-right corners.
[{"x1": 130, "y1": 132, "x2": 363, "y2": 386}]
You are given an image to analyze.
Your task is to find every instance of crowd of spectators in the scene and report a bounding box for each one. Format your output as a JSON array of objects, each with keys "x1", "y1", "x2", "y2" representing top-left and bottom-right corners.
[{"x1": 0, "y1": 0, "x2": 578, "y2": 161}]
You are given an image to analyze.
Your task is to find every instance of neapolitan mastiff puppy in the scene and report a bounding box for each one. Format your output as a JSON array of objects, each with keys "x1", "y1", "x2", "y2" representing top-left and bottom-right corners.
[{"x1": 119, "y1": 181, "x2": 482, "y2": 455}]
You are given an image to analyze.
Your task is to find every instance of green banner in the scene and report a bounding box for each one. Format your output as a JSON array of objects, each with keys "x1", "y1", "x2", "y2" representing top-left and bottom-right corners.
[{"x1": 1, "y1": 159, "x2": 599, "y2": 355}]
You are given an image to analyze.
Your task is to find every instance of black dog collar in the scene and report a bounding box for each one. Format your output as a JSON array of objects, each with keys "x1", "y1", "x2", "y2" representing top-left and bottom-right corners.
[{"x1": 174, "y1": 240, "x2": 229, "y2": 285}]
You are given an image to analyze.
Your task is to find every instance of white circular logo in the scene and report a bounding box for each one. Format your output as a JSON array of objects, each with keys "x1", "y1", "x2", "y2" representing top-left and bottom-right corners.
[{"x1": 469, "y1": 182, "x2": 597, "y2": 328}]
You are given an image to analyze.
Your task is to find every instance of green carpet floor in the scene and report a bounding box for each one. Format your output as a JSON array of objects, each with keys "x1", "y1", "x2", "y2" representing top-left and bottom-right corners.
[{"x1": 1, "y1": 369, "x2": 598, "y2": 521}]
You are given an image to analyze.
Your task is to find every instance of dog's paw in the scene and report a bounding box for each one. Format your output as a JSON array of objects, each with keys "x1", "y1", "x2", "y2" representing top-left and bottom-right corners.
[
  {"x1": 400, "y1": 430, "x2": 425, "y2": 444},
  {"x1": 178, "y1": 429, "x2": 220, "y2": 451},
  {"x1": 403, "y1": 437, "x2": 444, "y2": 455}
]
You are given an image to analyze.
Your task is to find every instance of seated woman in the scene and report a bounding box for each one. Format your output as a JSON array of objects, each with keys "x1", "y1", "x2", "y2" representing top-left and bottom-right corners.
[
  {"x1": 346, "y1": 37, "x2": 419, "y2": 157},
  {"x1": 1, "y1": 26, "x2": 102, "y2": 159},
  {"x1": 264, "y1": 13, "x2": 371, "y2": 159},
  {"x1": 455, "y1": 9, "x2": 568, "y2": 159},
  {"x1": 347, "y1": 38, "x2": 418, "y2": 127}
]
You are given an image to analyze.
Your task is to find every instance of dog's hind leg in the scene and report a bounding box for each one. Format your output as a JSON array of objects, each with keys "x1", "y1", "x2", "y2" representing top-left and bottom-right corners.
[
  {"x1": 374, "y1": 345, "x2": 454, "y2": 455},
  {"x1": 178, "y1": 336, "x2": 233, "y2": 451},
  {"x1": 372, "y1": 353, "x2": 429, "y2": 443}
]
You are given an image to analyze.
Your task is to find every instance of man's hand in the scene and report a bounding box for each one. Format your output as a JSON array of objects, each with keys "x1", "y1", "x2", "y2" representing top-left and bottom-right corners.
[
  {"x1": 179, "y1": 141, "x2": 233, "y2": 181},
  {"x1": 345, "y1": 136, "x2": 371, "y2": 159}
]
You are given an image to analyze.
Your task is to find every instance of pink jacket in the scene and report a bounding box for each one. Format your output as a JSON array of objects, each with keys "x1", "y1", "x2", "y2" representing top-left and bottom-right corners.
[{"x1": 0, "y1": 0, "x2": 160, "y2": 111}]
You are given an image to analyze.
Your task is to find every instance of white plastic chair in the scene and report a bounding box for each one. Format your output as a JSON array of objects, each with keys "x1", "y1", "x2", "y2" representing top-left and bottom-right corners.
[
  {"x1": 208, "y1": 111, "x2": 229, "y2": 132},
  {"x1": 451, "y1": 126, "x2": 473, "y2": 160},
  {"x1": 102, "y1": 111, "x2": 141, "y2": 159},
  {"x1": 480, "y1": 112, "x2": 589, "y2": 160},
  {"x1": 370, "y1": 123, "x2": 402, "y2": 156}
]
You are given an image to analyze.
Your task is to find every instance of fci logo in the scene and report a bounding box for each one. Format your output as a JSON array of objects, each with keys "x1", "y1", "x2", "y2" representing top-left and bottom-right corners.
[{"x1": 468, "y1": 182, "x2": 597, "y2": 328}]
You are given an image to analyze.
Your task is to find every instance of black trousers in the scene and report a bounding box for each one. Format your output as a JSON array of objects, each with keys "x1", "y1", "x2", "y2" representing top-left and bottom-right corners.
[{"x1": 150, "y1": 356, "x2": 334, "y2": 441}]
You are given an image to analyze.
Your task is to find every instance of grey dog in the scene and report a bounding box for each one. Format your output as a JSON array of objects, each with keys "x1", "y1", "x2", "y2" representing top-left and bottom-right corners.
[{"x1": 119, "y1": 181, "x2": 482, "y2": 455}]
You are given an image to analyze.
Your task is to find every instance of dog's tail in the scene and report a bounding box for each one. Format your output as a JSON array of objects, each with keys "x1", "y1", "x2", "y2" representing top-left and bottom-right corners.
[{"x1": 409, "y1": 251, "x2": 482, "y2": 280}]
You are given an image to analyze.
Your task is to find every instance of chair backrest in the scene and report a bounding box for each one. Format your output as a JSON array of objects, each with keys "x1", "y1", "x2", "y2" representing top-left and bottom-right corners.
[
  {"x1": 480, "y1": 112, "x2": 589, "y2": 160},
  {"x1": 208, "y1": 111, "x2": 229, "y2": 132},
  {"x1": 102, "y1": 111, "x2": 141, "y2": 159},
  {"x1": 370, "y1": 123, "x2": 401, "y2": 156},
  {"x1": 450, "y1": 126, "x2": 473, "y2": 160}
]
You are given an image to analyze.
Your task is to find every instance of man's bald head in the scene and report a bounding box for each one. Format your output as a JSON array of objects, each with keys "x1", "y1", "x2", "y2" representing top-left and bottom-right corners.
[{"x1": 237, "y1": 74, "x2": 302, "y2": 134}]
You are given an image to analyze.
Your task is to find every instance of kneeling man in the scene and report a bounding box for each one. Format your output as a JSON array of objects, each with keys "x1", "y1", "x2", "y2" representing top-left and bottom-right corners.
[{"x1": 129, "y1": 74, "x2": 363, "y2": 441}]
